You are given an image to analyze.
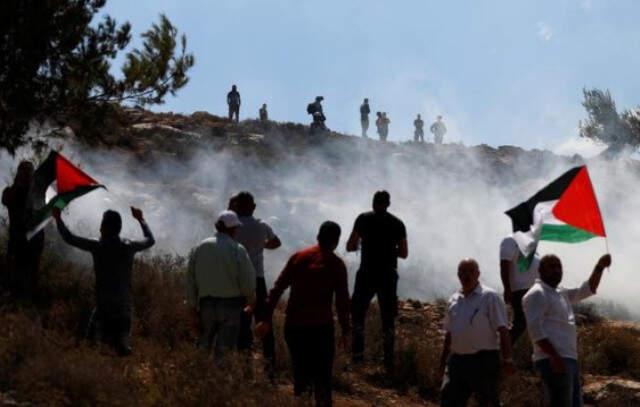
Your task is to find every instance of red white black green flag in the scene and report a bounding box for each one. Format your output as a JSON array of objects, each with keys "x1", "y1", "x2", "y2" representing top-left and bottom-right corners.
[
  {"x1": 26, "y1": 151, "x2": 103, "y2": 239},
  {"x1": 505, "y1": 165, "x2": 606, "y2": 259}
]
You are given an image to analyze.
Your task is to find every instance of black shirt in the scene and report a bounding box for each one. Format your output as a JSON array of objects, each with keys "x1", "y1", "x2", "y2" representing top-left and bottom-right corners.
[{"x1": 353, "y1": 211, "x2": 406, "y2": 273}]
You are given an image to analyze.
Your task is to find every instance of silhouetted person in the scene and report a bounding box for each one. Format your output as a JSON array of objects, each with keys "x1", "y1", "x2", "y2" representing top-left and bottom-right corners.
[
  {"x1": 308, "y1": 96, "x2": 327, "y2": 135},
  {"x1": 500, "y1": 235, "x2": 539, "y2": 345},
  {"x1": 233, "y1": 192, "x2": 281, "y2": 378},
  {"x1": 524, "y1": 254, "x2": 611, "y2": 407},
  {"x1": 380, "y1": 113, "x2": 390, "y2": 141},
  {"x1": 375, "y1": 112, "x2": 383, "y2": 140},
  {"x1": 259, "y1": 103, "x2": 269, "y2": 122},
  {"x1": 414, "y1": 114, "x2": 425, "y2": 142},
  {"x1": 186, "y1": 210, "x2": 255, "y2": 362},
  {"x1": 52, "y1": 206, "x2": 155, "y2": 356},
  {"x1": 2, "y1": 161, "x2": 44, "y2": 303},
  {"x1": 257, "y1": 221, "x2": 350, "y2": 407},
  {"x1": 431, "y1": 115, "x2": 447, "y2": 144},
  {"x1": 347, "y1": 191, "x2": 408, "y2": 373},
  {"x1": 360, "y1": 98, "x2": 370, "y2": 138},
  {"x1": 439, "y1": 259, "x2": 515, "y2": 407},
  {"x1": 227, "y1": 85, "x2": 241, "y2": 122}
]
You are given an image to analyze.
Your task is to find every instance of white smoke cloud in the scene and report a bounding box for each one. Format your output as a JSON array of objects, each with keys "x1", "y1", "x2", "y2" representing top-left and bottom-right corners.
[
  {"x1": 1, "y1": 132, "x2": 638, "y2": 319},
  {"x1": 537, "y1": 22, "x2": 554, "y2": 41}
]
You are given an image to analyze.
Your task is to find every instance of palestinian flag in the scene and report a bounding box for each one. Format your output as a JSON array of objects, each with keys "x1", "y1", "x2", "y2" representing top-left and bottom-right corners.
[
  {"x1": 505, "y1": 165, "x2": 606, "y2": 259},
  {"x1": 26, "y1": 151, "x2": 103, "y2": 240}
]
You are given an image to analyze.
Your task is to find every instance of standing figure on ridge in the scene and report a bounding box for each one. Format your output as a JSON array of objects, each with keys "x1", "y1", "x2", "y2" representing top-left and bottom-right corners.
[
  {"x1": 414, "y1": 114, "x2": 425, "y2": 142},
  {"x1": 375, "y1": 112, "x2": 383, "y2": 140},
  {"x1": 307, "y1": 96, "x2": 327, "y2": 135},
  {"x1": 259, "y1": 104, "x2": 269, "y2": 122},
  {"x1": 347, "y1": 191, "x2": 408, "y2": 374},
  {"x1": 430, "y1": 115, "x2": 447, "y2": 144},
  {"x1": 227, "y1": 84, "x2": 241, "y2": 122},
  {"x1": 360, "y1": 98, "x2": 370, "y2": 138},
  {"x1": 380, "y1": 113, "x2": 390, "y2": 142}
]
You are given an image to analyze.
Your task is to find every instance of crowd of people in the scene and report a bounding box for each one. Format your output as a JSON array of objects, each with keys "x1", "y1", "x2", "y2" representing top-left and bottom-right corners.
[
  {"x1": 225, "y1": 85, "x2": 448, "y2": 143},
  {"x1": 2, "y1": 157, "x2": 611, "y2": 407}
]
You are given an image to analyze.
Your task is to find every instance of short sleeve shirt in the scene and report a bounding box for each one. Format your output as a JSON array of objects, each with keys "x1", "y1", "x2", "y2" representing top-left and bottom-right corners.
[
  {"x1": 353, "y1": 211, "x2": 406, "y2": 273},
  {"x1": 500, "y1": 236, "x2": 539, "y2": 291},
  {"x1": 442, "y1": 284, "x2": 508, "y2": 355},
  {"x1": 235, "y1": 216, "x2": 276, "y2": 278}
]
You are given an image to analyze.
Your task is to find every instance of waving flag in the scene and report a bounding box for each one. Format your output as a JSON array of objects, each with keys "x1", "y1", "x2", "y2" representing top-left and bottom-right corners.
[
  {"x1": 26, "y1": 151, "x2": 104, "y2": 239},
  {"x1": 505, "y1": 165, "x2": 606, "y2": 259}
]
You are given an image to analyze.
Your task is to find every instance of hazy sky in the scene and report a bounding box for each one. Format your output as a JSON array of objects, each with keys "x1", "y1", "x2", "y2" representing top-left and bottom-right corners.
[{"x1": 104, "y1": 0, "x2": 640, "y2": 150}]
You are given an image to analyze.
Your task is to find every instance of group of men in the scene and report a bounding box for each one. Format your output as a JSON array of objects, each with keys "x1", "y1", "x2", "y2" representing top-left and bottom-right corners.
[
  {"x1": 437, "y1": 235, "x2": 611, "y2": 407},
  {"x1": 2, "y1": 160, "x2": 612, "y2": 407},
  {"x1": 360, "y1": 98, "x2": 447, "y2": 143}
]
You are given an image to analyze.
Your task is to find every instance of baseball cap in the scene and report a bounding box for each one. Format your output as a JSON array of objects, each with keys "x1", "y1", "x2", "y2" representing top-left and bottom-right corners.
[{"x1": 217, "y1": 210, "x2": 242, "y2": 228}]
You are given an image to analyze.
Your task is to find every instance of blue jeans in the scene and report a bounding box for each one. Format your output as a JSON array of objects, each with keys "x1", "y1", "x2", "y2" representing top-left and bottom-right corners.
[{"x1": 535, "y1": 358, "x2": 582, "y2": 407}]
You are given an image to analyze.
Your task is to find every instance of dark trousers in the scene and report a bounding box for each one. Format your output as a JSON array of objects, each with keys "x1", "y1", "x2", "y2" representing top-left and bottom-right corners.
[
  {"x1": 238, "y1": 277, "x2": 276, "y2": 369},
  {"x1": 4, "y1": 233, "x2": 44, "y2": 303},
  {"x1": 87, "y1": 307, "x2": 132, "y2": 356},
  {"x1": 414, "y1": 129, "x2": 424, "y2": 142},
  {"x1": 361, "y1": 118, "x2": 369, "y2": 137},
  {"x1": 441, "y1": 350, "x2": 501, "y2": 407},
  {"x1": 285, "y1": 323, "x2": 335, "y2": 407},
  {"x1": 536, "y1": 358, "x2": 582, "y2": 407},
  {"x1": 509, "y1": 289, "x2": 528, "y2": 344},
  {"x1": 351, "y1": 270, "x2": 398, "y2": 370},
  {"x1": 228, "y1": 104, "x2": 240, "y2": 122}
]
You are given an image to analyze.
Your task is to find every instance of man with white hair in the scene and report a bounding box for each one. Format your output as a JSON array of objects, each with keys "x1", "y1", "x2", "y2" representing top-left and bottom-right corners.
[
  {"x1": 439, "y1": 258, "x2": 515, "y2": 407},
  {"x1": 185, "y1": 210, "x2": 256, "y2": 360}
]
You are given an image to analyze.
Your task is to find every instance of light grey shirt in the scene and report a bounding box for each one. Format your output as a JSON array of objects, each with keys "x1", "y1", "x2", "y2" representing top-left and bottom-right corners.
[
  {"x1": 443, "y1": 283, "x2": 509, "y2": 355},
  {"x1": 523, "y1": 279, "x2": 594, "y2": 361},
  {"x1": 185, "y1": 233, "x2": 256, "y2": 309},
  {"x1": 235, "y1": 215, "x2": 276, "y2": 278}
]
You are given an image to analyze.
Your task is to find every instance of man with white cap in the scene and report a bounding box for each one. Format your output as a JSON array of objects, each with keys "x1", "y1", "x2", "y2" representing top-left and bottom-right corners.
[{"x1": 185, "y1": 210, "x2": 256, "y2": 361}]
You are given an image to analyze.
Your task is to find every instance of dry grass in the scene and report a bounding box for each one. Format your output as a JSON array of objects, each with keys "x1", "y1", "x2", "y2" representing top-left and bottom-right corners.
[{"x1": 0, "y1": 230, "x2": 638, "y2": 405}]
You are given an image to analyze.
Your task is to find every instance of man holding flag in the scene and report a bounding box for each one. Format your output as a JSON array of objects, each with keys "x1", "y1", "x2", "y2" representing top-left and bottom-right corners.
[{"x1": 523, "y1": 253, "x2": 611, "y2": 407}]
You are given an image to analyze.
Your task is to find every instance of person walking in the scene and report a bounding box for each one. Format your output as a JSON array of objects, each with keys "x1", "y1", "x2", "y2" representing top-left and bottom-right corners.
[
  {"x1": 360, "y1": 98, "x2": 371, "y2": 138},
  {"x1": 227, "y1": 85, "x2": 241, "y2": 122},
  {"x1": 185, "y1": 210, "x2": 256, "y2": 362},
  {"x1": 52, "y1": 206, "x2": 155, "y2": 356},
  {"x1": 430, "y1": 115, "x2": 447, "y2": 144},
  {"x1": 414, "y1": 114, "x2": 425, "y2": 142},
  {"x1": 500, "y1": 235, "x2": 540, "y2": 345},
  {"x1": 523, "y1": 254, "x2": 611, "y2": 407},
  {"x1": 438, "y1": 259, "x2": 515, "y2": 407},
  {"x1": 233, "y1": 192, "x2": 282, "y2": 377},
  {"x1": 347, "y1": 190, "x2": 407, "y2": 373},
  {"x1": 256, "y1": 221, "x2": 350, "y2": 407}
]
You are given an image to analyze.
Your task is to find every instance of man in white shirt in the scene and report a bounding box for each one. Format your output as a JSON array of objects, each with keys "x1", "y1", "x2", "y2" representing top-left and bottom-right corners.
[
  {"x1": 523, "y1": 253, "x2": 611, "y2": 407},
  {"x1": 439, "y1": 259, "x2": 515, "y2": 407},
  {"x1": 499, "y1": 235, "x2": 540, "y2": 344}
]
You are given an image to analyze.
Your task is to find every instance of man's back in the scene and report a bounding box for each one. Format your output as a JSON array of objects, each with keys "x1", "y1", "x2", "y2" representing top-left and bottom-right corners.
[
  {"x1": 354, "y1": 211, "x2": 406, "y2": 272},
  {"x1": 235, "y1": 216, "x2": 275, "y2": 278},
  {"x1": 228, "y1": 90, "x2": 241, "y2": 105},
  {"x1": 188, "y1": 233, "x2": 255, "y2": 300}
]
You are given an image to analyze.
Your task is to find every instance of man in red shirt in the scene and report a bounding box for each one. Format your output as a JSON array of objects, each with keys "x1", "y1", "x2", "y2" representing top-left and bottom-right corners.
[{"x1": 256, "y1": 221, "x2": 350, "y2": 407}]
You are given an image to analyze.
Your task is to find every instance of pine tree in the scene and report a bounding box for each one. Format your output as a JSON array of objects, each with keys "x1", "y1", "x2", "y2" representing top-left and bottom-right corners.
[{"x1": 0, "y1": 0, "x2": 194, "y2": 153}]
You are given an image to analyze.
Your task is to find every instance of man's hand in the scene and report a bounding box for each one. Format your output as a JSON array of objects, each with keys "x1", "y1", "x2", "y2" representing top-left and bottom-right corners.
[
  {"x1": 255, "y1": 321, "x2": 271, "y2": 339},
  {"x1": 52, "y1": 207, "x2": 62, "y2": 221},
  {"x1": 243, "y1": 304, "x2": 254, "y2": 315},
  {"x1": 503, "y1": 290, "x2": 512, "y2": 305},
  {"x1": 597, "y1": 254, "x2": 612, "y2": 270},
  {"x1": 550, "y1": 355, "x2": 567, "y2": 374},
  {"x1": 131, "y1": 206, "x2": 144, "y2": 222}
]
